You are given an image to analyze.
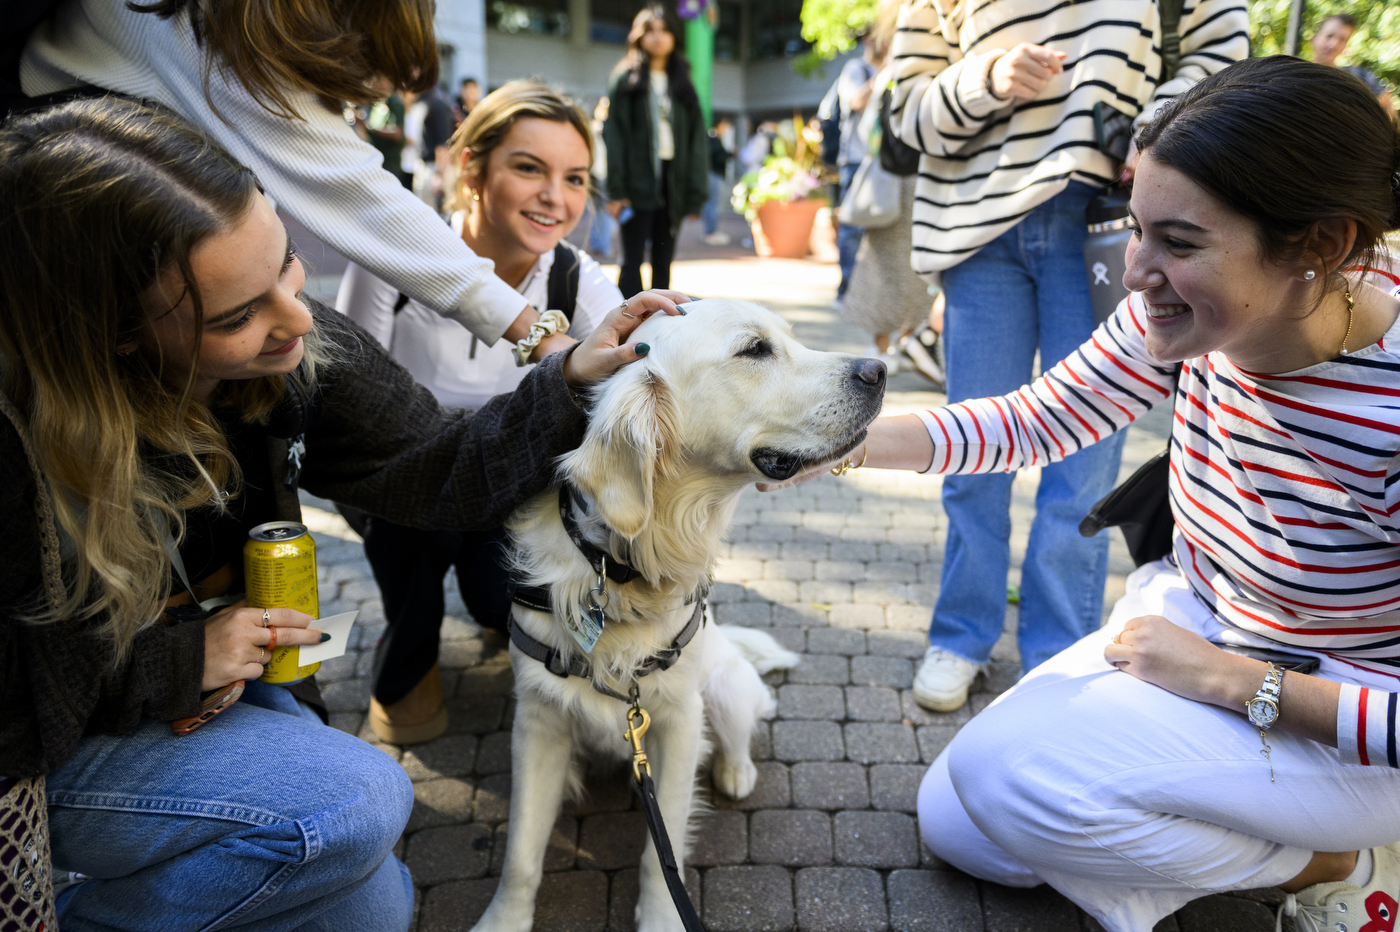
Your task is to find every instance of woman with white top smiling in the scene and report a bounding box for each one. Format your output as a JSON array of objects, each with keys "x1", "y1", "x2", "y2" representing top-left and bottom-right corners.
[{"x1": 338, "y1": 80, "x2": 660, "y2": 744}]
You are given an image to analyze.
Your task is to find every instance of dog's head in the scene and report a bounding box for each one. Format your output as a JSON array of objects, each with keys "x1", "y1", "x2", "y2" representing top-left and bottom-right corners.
[{"x1": 560, "y1": 298, "x2": 885, "y2": 540}]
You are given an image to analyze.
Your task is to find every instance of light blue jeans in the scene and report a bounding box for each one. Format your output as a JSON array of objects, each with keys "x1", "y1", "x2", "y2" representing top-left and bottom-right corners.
[
  {"x1": 46, "y1": 679, "x2": 415, "y2": 932},
  {"x1": 932, "y1": 181, "x2": 1127, "y2": 672},
  {"x1": 702, "y1": 172, "x2": 724, "y2": 235},
  {"x1": 836, "y1": 162, "x2": 863, "y2": 298}
]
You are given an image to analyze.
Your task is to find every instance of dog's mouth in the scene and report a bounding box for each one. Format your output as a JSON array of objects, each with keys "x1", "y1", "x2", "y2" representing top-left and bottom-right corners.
[{"x1": 750, "y1": 430, "x2": 868, "y2": 481}]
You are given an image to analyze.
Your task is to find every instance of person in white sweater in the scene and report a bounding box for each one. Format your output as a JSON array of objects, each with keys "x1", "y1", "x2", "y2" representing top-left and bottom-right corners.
[
  {"x1": 19, "y1": 0, "x2": 569, "y2": 363},
  {"x1": 804, "y1": 57, "x2": 1400, "y2": 931},
  {"x1": 338, "y1": 80, "x2": 635, "y2": 744},
  {"x1": 888, "y1": 0, "x2": 1249, "y2": 714}
]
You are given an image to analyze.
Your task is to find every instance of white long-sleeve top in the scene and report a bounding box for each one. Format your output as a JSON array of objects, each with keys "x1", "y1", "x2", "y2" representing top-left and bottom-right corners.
[
  {"x1": 21, "y1": 0, "x2": 526, "y2": 345},
  {"x1": 888, "y1": 0, "x2": 1250, "y2": 277},
  {"x1": 337, "y1": 223, "x2": 621, "y2": 410}
]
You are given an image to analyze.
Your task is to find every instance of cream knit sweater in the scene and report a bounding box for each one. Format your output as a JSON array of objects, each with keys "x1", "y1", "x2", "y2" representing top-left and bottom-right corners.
[
  {"x1": 21, "y1": 0, "x2": 527, "y2": 344},
  {"x1": 889, "y1": 0, "x2": 1250, "y2": 278}
]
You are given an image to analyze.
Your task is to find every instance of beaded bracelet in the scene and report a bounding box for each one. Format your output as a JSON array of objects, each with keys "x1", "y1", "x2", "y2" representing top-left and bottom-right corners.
[{"x1": 512, "y1": 309, "x2": 570, "y2": 367}]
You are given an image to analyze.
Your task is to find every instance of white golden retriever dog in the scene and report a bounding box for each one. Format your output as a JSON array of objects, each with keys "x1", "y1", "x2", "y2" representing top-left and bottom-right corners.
[{"x1": 472, "y1": 299, "x2": 886, "y2": 932}]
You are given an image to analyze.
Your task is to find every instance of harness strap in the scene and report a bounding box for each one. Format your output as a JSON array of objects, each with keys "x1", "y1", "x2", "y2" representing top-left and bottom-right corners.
[
  {"x1": 506, "y1": 599, "x2": 706, "y2": 702},
  {"x1": 634, "y1": 769, "x2": 705, "y2": 932},
  {"x1": 558, "y1": 484, "x2": 642, "y2": 584}
]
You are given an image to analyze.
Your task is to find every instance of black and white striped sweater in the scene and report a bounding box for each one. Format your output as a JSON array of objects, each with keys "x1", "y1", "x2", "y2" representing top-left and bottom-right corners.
[{"x1": 889, "y1": 0, "x2": 1250, "y2": 276}]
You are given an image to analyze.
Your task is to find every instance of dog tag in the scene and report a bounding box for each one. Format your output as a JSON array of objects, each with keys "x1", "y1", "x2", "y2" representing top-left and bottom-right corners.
[{"x1": 567, "y1": 604, "x2": 604, "y2": 653}]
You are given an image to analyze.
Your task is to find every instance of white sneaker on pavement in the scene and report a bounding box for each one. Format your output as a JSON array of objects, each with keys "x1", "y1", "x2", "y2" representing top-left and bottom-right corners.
[
  {"x1": 913, "y1": 647, "x2": 983, "y2": 712},
  {"x1": 702, "y1": 232, "x2": 731, "y2": 246},
  {"x1": 1278, "y1": 842, "x2": 1400, "y2": 932}
]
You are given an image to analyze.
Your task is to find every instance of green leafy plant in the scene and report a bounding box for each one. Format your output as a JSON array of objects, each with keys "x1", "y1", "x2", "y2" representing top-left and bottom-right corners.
[
  {"x1": 795, "y1": 0, "x2": 877, "y2": 77},
  {"x1": 1249, "y1": 0, "x2": 1399, "y2": 90},
  {"x1": 730, "y1": 117, "x2": 831, "y2": 219}
]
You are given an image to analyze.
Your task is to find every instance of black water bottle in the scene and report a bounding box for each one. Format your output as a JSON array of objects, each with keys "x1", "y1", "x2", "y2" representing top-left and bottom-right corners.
[{"x1": 1083, "y1": 188, "x2": 1132, "y2": 326}]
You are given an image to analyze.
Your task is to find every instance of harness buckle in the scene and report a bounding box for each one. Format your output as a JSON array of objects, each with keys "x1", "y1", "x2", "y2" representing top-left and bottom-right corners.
[{"x1": 543, "y1": 647, "x2": 570, "y2": 678}]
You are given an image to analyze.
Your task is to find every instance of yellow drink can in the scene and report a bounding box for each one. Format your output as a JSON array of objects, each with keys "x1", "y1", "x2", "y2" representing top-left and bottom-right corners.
[{"x1": 244, "y1": 521, "x2": 321, "y2": 684}]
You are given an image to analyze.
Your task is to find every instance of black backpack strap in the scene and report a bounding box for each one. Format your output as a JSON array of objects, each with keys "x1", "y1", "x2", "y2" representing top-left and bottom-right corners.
[{"x1": 546, "y1": 242, "x2": 581, "y2": 325}]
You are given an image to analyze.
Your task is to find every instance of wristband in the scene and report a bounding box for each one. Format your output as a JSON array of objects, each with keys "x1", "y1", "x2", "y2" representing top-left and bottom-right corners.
[{"x1": 513, "y1": 310, "x2": 570, "y2": 367}]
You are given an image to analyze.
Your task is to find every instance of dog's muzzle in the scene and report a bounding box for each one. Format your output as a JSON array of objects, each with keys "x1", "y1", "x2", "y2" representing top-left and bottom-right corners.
[{"x1": 750, "y1": 358, "x2": 887, "y2": 481}]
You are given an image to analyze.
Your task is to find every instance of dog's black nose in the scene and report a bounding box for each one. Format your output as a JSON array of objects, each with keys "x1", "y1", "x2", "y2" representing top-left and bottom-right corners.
[{"x1": 854, "y1": 358, "x2": 886, "y2": 386}]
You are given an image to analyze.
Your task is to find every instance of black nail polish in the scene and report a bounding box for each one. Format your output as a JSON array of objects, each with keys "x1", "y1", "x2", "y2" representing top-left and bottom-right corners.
[
  {"x1": 636, "y1": 343, "x2": 651, "y2": 356},
  {"x1": 319, "y1": 632, "x2": 331, "y2": 643}
]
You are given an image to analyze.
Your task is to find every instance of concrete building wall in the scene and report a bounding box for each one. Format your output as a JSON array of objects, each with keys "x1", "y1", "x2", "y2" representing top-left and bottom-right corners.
[{"x1": 436, "y1": 0, "x2": 489, "y2": 90}]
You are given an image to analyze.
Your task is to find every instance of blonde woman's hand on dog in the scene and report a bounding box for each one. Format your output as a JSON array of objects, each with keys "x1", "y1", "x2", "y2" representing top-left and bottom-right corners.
[
  {"x1": 563, "y1": 290, "x2": 689, "y2": 387},
  {"x1": 202, "y1": 599, "x2": 322, "y2": 690}
]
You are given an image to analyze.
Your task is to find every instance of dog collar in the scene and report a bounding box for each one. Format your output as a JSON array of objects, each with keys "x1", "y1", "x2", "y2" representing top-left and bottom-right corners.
[
  {"x1": 506, "y1": 599, "x2": 706, "y2": 702},
  {"x1": 559, "y1": 484, "x2": 643, "y2": 584}
]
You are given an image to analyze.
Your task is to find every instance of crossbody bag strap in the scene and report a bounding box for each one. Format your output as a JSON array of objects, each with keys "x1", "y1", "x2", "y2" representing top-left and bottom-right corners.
[{"x1": 546, "y1": 242, "x2": 581, "y2": 325}]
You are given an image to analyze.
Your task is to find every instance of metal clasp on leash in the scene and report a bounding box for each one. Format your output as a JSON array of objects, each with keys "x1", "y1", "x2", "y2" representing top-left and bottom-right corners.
[
  {"x1": 587, "y1": 556, "x2": 610, "y2": 631},
  {"x1": 624, "y1": 684, "x2": 652, "y2": 783}
]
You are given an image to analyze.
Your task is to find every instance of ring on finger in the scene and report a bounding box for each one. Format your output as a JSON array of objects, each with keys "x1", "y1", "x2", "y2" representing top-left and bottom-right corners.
[
  {"x1": 261, "y1": 609, "x2": 270, "y2": 628},
  {"x1": 259, "y1": 647, "x2": 268, "y2": 665},
  {"x1": 1111, "y1": 632, "x2": 1122, "y2": 644},
  {"x1": 268, "y1": 627, "x2": 278, "y2": 652}
]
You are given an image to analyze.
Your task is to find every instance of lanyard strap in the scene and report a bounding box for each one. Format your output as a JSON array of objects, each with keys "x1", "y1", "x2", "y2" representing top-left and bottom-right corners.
[{"x1": 163, "y1": 533, "x2": 240, "y2": 615}]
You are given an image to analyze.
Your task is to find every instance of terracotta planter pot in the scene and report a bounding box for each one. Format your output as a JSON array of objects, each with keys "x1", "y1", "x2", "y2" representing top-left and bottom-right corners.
[{"x1": 751, "y1": 198, "x2": 824, "y2": 258}]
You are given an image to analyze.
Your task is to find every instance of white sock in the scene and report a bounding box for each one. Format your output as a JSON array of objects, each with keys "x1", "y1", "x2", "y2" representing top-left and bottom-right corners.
[{"x1": 1345, "y1": 848, "x2": 1374, "y2": 888}]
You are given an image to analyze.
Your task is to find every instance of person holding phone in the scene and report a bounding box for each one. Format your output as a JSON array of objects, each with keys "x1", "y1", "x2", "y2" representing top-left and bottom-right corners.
[
  {"x1": 0, "y1": 96, "x2": 679, "y2": 931},
  {"x1": 796, "y1": 57, "x2": 1400, "y2": 931}
]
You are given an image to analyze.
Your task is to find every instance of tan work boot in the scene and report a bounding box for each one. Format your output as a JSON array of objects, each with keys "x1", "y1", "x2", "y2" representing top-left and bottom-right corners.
[{"x1": 368, "y1": 664, "x2": 449, "y2": 745}]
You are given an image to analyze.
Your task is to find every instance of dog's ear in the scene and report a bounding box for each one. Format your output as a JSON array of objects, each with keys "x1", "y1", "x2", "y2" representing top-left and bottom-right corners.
[{"x1": 564, "y1": 370, "x2": 679, "y2": 539}]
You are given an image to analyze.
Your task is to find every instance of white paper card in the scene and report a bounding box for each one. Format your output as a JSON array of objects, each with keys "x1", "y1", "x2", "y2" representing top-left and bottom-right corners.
[{"x1": 298, "y1": 611, "x2": 358, "y2": 665}]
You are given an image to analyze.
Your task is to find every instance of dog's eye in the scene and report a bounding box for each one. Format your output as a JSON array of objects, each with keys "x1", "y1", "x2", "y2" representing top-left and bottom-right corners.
[{"x1": 735, "y1": 339, "x2": 772, "y2": 359}]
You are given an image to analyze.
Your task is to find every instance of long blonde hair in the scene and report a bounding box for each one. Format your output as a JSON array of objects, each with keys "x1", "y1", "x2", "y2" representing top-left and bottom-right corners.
[
  {"x1": 0, "y1": 97, "x2": 329, "y2": 657},
  {"x1": 446, "y1": 79, "x2": 595, "y2": 214}
]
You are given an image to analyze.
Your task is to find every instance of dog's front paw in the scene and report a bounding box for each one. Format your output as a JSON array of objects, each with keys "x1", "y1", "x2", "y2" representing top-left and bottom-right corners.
[
  {"x1": 712, "y1": 754, "x2": 758, "y2": 799},
  {"x1": 470, "y1": 896, "x2": 535, "y2": 932}
]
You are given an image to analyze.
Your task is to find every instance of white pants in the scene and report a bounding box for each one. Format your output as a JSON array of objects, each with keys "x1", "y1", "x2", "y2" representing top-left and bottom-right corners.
[{"x1": 918, "y1": 561, "x2": 1400, "y2": 932}]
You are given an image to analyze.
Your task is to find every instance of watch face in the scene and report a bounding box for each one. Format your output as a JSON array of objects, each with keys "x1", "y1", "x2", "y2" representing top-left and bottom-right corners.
[{"x1": 1248, "y1": 698, "x2": 1279, "y2": 726}]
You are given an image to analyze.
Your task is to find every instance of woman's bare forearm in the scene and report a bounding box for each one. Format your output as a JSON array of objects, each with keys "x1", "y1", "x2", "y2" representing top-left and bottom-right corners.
[{"x1": 862, "y1": 414, "x2": 936, "y2": 473}]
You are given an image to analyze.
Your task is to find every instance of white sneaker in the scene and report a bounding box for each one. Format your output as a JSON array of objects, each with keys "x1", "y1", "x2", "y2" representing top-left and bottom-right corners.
[
  {"x1": 899, "y1": 333, "x2": 945, "y2": 389},
  {"x1": 1278, "y1": 842, "x2": 1400, "y2": 932},
  {"x1": 913, "y1": 647, "x2": 982, "y2": 712},
  {"x1": 703, "y1": 232, "x2": 731, "y2": 246}
]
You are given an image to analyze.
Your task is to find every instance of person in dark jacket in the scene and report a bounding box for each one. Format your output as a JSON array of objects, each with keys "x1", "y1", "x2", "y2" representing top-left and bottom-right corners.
[
  {"x1": 0, "y1": 97, "x2": 679, "y2": 932},
  {"x1": 603, "y1": 4, "x2": 710, "y2": 297}
]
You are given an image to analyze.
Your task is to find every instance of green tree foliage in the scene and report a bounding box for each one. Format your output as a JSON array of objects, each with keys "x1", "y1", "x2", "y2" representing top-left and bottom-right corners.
[
  {"x1": 795, "y1": 0, "x2": 876, "y2": 77},
  {"x1": 1249, "y1": 0, "x2": 1400, "y2": 89}
]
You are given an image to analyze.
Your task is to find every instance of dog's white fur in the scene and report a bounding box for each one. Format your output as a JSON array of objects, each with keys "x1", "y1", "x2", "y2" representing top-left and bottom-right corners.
[{"x1": 472, "y1": 299, "x2": 885, "y2": 932}]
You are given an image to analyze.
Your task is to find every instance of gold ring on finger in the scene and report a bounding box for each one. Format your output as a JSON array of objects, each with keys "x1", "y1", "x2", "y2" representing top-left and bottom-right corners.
[
  {"x1": 622, "y1": 311, "x2": 636, "y2": 319},
  {"x1": 259, "y1": 647, "x2": 268, "y2": 664}
]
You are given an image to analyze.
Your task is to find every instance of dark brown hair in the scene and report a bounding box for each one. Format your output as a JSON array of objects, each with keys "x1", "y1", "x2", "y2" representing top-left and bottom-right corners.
[
  {"x1": 129, "y1": 0, "x2": 440, "y2": 119},
  {"x1": 1138, "y1": 55, "x2": 1400, "y2": 275},
  {"x1": 1319, "y1": 12, "x2": 1359, "y2": 31},
  {"x1": 615, "y1": 5, "x2": 699, "y2": 108}
]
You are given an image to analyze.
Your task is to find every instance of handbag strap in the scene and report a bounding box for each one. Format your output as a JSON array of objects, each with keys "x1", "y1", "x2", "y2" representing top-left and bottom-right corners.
[{"x1": 0, "y1": 776, "x2": 57, "y2": 932}]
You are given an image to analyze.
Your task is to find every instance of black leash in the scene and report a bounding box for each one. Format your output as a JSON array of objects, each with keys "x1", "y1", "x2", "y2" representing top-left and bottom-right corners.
[{"x1": 624, "y1": 691, "x2": 705, "y2": 932}]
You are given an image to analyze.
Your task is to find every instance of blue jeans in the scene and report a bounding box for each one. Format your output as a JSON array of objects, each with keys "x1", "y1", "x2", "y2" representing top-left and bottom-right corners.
[
  {"x1": 836, "y1": 163, "x2": 863, "y2": 297},
  {"x1": 702, "y1": 172, "x2": 724, "y2": 235},
  {"x1": 932, "y1": 181, "x2": 1127, "y2": 672},
  {"x1": 46, "y1": 680, "x2": 415, "y2": 932},
  {"x1": 586, "y1": 195, "x2": 618, "y2": 255}
]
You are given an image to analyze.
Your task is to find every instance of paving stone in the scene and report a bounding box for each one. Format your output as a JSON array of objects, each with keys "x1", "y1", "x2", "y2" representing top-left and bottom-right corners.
[
  {"x1": 901, "y1": 691, "x2": 972, "y2": 727},
  {"x1": 790, "y1": 761, "x2": 869, "y2": 810},
  {"x1": 714, "y1": 761, "x2": 791, "y2": 811},
  {"x1": 472, "y1": 773, "x2": 512, "y2": 823},
  {"x1": 488, "y1": 814, "x2": 578, "y2": 875},
  {"x1": 868, "y1": 631, "x2": 929, "y2": 659},
  {"x1": 608, "y1": 867, "x2": 701, "y2": 932},
  {"x1": 405, "y1": 823, "x2": 492, "y2": 885},
  {"x1": 1175, "y1": 894, "x2": 1275, "y2": 932},
  {"x1": 970, "y1": 692, "x2": 1002, "y2": 715},
  {"x1": 780, "y1": 540, "x2": 831, "y2": 560},
  {"x1": 830, "y1": 541, "x2": 879, "y2": 562},
  {"x1": 690, "y1": 809, "x2": 748, "y2": 865},
  {"x1": 803, "y1": 580, "x2": 856, "y2": 604},
  {"x1": 981, "y1": 882, "x2": 1080, "y2": 932},
  {"x1": 888, "y1": 870, "x2": 980, "y2": 932},
  {"x1": 807, "y1": 628, "x2": 866, "y2": 655},
  {"x1": 751, "y1": 721, "x2": 774, "y2": 761},
  {"x1": 772, "y1": 720, "x2": 846, "y2": 762},
  {"x1": 815, "y1": 561, "x2": 869, "y2": 583},
  {"x1": 773, "y1": 601, "x2": 828, "y2": 627},
  {"x1": 315, "y1": 651, "x2": 358, "y2": 683},
  {"x1": 845, "y1": 723, "x2": 921, "y2": 764},
  {"x1": 870, "y1": 764, "x2": 926, "y2": 812},
  {"x1": 531, "y1": 870, "x2": 609, "y2": 932},
  {"x1": 329, "y1": 711, "x2": 363, "y2": 735},
  {"x1": 457, "y1": 656, "x2": 514, "y2": 696},
  {"x1": 795, "y1": 866, "x2": 888, "y2": 932},
  {"x1": 717, "y1": 558, "x2": 765, "y2": 581},
  {"x1": 851, "y1": 655, "x2": 914, "y2": 688},
  {"x1": 748, "y1": 579, "x2": 799, "y2": 602},
  {"x1": 867, "y1": 562, "x2": 918, "y2": 583},
  {"x1": 401, "y1": 734, "x2": 479, "y2": 781},
  {"x1": 565, "y1": 768, "x2": 636, "y2": 815},
  {"x1": 1082, "y1": 915, "x2": 1180, "y2": 932},
  {"x1": 474, "y1": 730, "x2": 512, "y2": 775},
  {"x1": 834, "y1": 810, "x2": 919, "y2": 868},
  {"x1": 408, "y1": 777, "x2": 476, "y2": 832},
  {"x1": 576, "y1": 810, "x2": 648, "y2": 870},
  {"x1": 985, "y1": 661, "x2": 1022, "y2": 693},
  {"x1": 418, "y1": 876, "x2": 497, "y2": 931},
  {"x1": 765, "y1": 559, "x2": 816, "y2": 580},
  {"x1": 715, "y1": 601, "x2": 772, "y2": 627},
  {"x1": 750, "y1": 810, "x2": 832, "y2": 866},
  {"x1": 830, "y1": 603, "x2": 886, "y2": 630},
  {"x1": 321, "y1": 676, "x2": 371, "y2": 713},
  {"x1": 886, "y1": 605, "x2": 934, "y2": 632},
  {"x1": 917, "y1": 725, "x2": 961, "y2": 763},
  {"x1": 703, "y1": 865, "x2": 794, "y2": 932},
  {"x1": 710, "y1": 582, "x2": 746, "y2": 603},
  {"x1": 846, "y1": 686, "x2": 903, "y2": 722},
  {"x1": 787, "y1": 654, "x2": 850, "y2": 685},
  {"x1": 766, "y1": 627, "x2": 807, "y2": 653},
  {"x1": 444, "y1": 696, "x2": 506, "y2": 734},
  {"x1": 778, "y1": 685, "x2": 847, "y2": 720}
]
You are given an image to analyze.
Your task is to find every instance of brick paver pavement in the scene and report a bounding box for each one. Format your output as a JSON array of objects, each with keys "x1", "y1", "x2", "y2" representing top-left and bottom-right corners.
[{"x1": 299, "y1": 257, "x2": 1287, "y2": 931}]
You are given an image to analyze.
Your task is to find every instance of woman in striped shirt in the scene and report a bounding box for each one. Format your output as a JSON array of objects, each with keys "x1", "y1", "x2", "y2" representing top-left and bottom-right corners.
[{"x1": 823, "y1": 57, "x2": 1400, "y2": 930}]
